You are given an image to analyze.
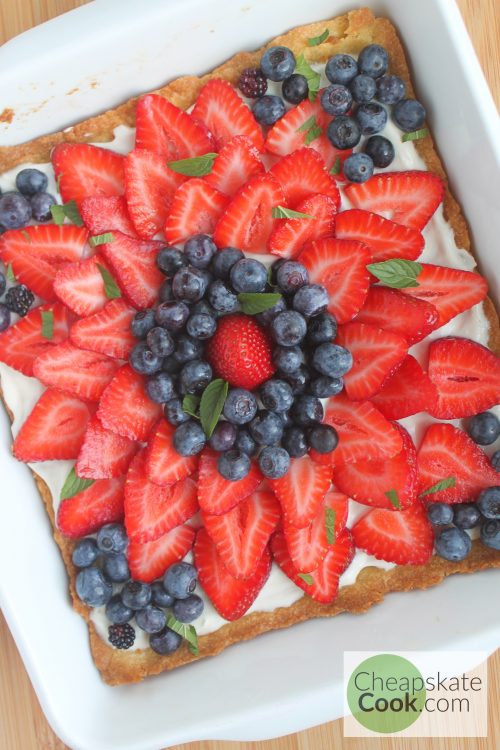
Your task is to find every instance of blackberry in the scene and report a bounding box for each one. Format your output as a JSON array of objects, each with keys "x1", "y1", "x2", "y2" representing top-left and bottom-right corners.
[
  {"x1": 108, "y1": 623, "x2": 136, "y2": 650},
  {"x1": 5, "y1": 284, "x2": 34, "y2": 317},
  {"x1": 238, "y1": 67, "x2": 268, "y2": 98}
]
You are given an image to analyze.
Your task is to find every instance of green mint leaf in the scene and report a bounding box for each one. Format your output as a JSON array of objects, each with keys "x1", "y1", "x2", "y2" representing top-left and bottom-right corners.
[
  {"x1": 272, "y1": 205, "x2": 316, "y2": 220},
  {"x1": 41, "y1": 310, "x2": 54, "y2": 340},
  {"x1": 199, "y1": 379, "x2": 228, "y2": 438},
  {"x1": 367, "y1": 259, "x2": 423, "y2": 289},
  {"x1": 385, "y1": 489, "x2": 401, "y2": 510},
  {"x1": 402, "y1": 128, "x2": 429, "y2": 143},
  {"x1": 325, "y1": 507, "x2": 336, "y2": 545},
  {"x1": 307, "y1": 28, "x2": 329, "y2": 46},
  {"x1": 304, "y1": 123, "x2": 322, "y2": 145},
  {"x1": 20, "y1": 230, "x2": 31, "y2": 242},
  {"x1": 166, "y1": 616, "x2": 199, "y2": 656},
  {"x1": 50, "y1": 204, "x2": 66, "y2": 225},
  {"x1": 89, "y1": 232, "x2": 115, "y2": 248},
  {"x1": 298, "y1": 573, "x2": 313, "y2": 585},
  {"x1": 50, "y1": 200, "x2": 83, "y2": 227},
  {"x1": 294, "y1": 53, "x2": 321, "y2": 101},
  {"x1": 167, "y1": 153, "x2": 218, "y2": 177},
  {"x1": 419, "y1": 476, "x2": 456, "y2": 498},
  {"x1": 6, "y1": 263, "x2": 16, "y2": 282},
  {"x1": 182, "y1": 394, "x2": 200, "y2": 419},
  {"x1": 297, "y1": 115, "x2": 317, "y2": 133},
  {"x1": 238, "y1": 292, "x2": 282, "y2": 315},
  {"x1": 330, "y1": 157, "x2": 341, "y2": 175},
  {"x1": 60, "y1": 468, "x2": 94, "y2": 501},
  {"x1": 96, "y1": 263, "x2": 121, "y2": 299}
]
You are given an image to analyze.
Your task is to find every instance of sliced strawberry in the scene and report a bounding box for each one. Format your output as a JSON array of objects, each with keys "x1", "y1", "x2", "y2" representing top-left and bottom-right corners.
[
  {"x1": 310, "y1": 392, "x2": 403, "y2": 466},
  {"x1": 354, "y1": 286, "x2": 439, "y2": 345},
  {"x1": 164, "y1": 178, "x2": 229, "y2": 245},
  {"x1": 192, "y1": 79, "x2": 264, "y2": 150},
  {"x1": 417, "y1": 423, "x2": 499, "y2": 503},
  {"x1": 75, "y1": 414, "x2": 137, "y2": 479},
  {"x1": 267, "y1": 194, "x2": 337, "y2": 259},
  {"x1": 213, "y1": 174, "x2": 285, "y2": 253},
  {"x1": 370, "y1": 355, "x2": 438, "y2": 420},
  {"x1": 427, "y1": 337, "x2": 500, "y2": 419},
  {"x1": 79, "y1": 195, "x2": 138, "y2": 238},
  {"x1": 269, "y1": 148, "x2": 340, "y2": 208},
  {"x1": 124, "y1": 148, "x2": 186, "y2": 239},
  {"x1": 57, "y1": 477, "x2": 125, "y2": 539},
  {"x1": 399, "y1": 264, "x2": 488, "y2": 327},
  {"x1": 194, "y1": 527, "x2": 271, "y2": 621},
  {"x1": 70, "y1": 298, "x2": 136, "y2": 359},
  {"x1": 52, "y1": 143, "x2": 125, "y2": 204},
  {"x1": 335, "y1": 209, "x2": 424, "y2": 263},
  {"x1": 146, "y1": 419, "x2": 198, "y2": 486},
  {"x1": 0, "y1": 302, "x2": 72, "y2": 376},
  {"x1": 33, "y1": 342, "x2": 119, "y2": 402},
  {"x1": 204, "y1": 135, "x2": 264, "y2": 196},
  {"x1": 269, "y1": 454, "x2": 332, "y2": 528},
  {"x1": 351, "y1": 502, "x2": 433, "y2": 565},
  {"x1": 344, "y1": 171, "x2": 444, "y2": 230},
  {"x1": 135, "y1": 93, "x2": 214, "y2": 159},
  {"x1": 127, "y1": 524, "x2": 195, "y2": 583},
  {"x1": 99, "y1": 231, "x2": 164, "y2": 309},
  {"x1": 202, "y1": 488, "x2": 281, "y2": 579},
  {"x1": 283, "y1": 491, "x2": 348, "y2": 573},
  {"x1": 97, "y1": 364, "x2": 162, "y2": 441},
  {"x1": 53, "y1": 255, "x2": 109, "y2": 317},
  {"x1": 298, "y1": 238, "x2": 371, "y2": 324},
  {"x1": 197, "y1": 448, "x2": 263, "y2": 515},
  {"x1": 13, "y1": 389, "x2": 92, "y2": 462},
  {"x1": 334, "y1": 423, "x2": 418, "y2": 510}
]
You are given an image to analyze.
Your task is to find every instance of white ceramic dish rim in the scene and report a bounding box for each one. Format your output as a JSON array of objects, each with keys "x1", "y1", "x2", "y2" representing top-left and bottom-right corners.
[{"x1": 0, "y1": 1, "x2": 499, "y2": 749}]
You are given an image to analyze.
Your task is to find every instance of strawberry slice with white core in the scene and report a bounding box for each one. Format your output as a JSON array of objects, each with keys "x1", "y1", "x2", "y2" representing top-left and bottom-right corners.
[
  {"x1": 164, "y1": 179, "x2": 229, "y2": 245},
  {"x1": 146, "y1": 419, "x2": 198, "y2": 486},
  {"x1": 269, "y1": 148, "x2": 340, "y2": 209},
  {"x1": 75, "y1": 414, "x2": 137, "y2": 479},
  {"x1": 99, "y1": 231, "x2": 164, "y2": 309},
  {"x1": 334, "y1": 209, "x2": 424, "y2": 263},
  {"x1": 197, "y1": 448, "x2": 263, "y2": 516},
  {"x1": 53, "y1": 255, "x2": 109, "y2": 317},
  {"x1": 70, "y1": 298, "x2": 136, "y2": 360},
  {"x1": 353, "y1": 286, "x2": 439, "y2": 345},
  {"x1": 79, "y1": 195, "x2": 139, "y2": 238},
  {"x1": 128, "y1": 524, "x2": 196, "y2": 583},
  {"x1": 269, "y1": 453, "x2": 333, "y2": 528},
  {"x1": 52, "y1": 143, "x2": 125, "y2": 204},
  {"x1": 57, "y1": 477, "x2": 125, "y2": 539},
  {"x1": 204, "y1": 135, "x2": 264, "y2": 196},
  {"x1": 370, "y1": 355, "x2": 438, "y2": 420},
  {"x1": 97, "y1": 364, "x2": 162, "y2": 442},
  {"x1": 267, "y1": 193, "x2": 337, "y2": 259}
]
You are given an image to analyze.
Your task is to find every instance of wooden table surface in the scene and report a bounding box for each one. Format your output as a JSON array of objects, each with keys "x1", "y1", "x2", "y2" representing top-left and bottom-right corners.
[{"x1": 0, "y1": 1, "x2": 499, "y2": 749}]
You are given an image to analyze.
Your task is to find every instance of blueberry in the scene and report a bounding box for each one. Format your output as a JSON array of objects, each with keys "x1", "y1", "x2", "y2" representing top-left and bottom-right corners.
[
  {"x1": 172, "y1": 266, "x2": 208, "y2": 302},
  {"x1": 467, "y1": 412, "x2": 500, "y2": 445},
  {"x1": 271, "y1": 311, "x2": 307, "y2": 346},
  {"x1": 131, "y1": 309, "x2": 155, "y2": 339},
  {"x1": 30, "y1": 192, "x2": 56, "y2": 222},
  {"x1": 150, "y1": 628, "x2": 183, "y2": 655},
  {"x1": 72, "y1": 538, "x2": 99, "y2": 568},
  {"x1": 321, "y1": 84, "x2": 352, "y2": 116},
  {"x1": 172, "y1": 594, "x2": 204, "y2": 623},
  {"x1": 249, "y1": 410, "x2": 284, "y2": 446},
  {"x1": 327, "y1": 116, "x2": 361, "y2": 150},
  {"x1": 155, "y1": 300, "x2": 190, "y2": 331},
  {"x1": 129, "y1": 342, "x2": 163, "y2": 375},
  {"x1": 434, "y1": 527, "x2": 472, "y2": 561},
  {"x1": 97, "y1": 523, "x2": 128, "y2": 555},
  {"x1": 325, "y1": 54, "x2": 358, "y2": 85},
  {"x1": 146, "y1": 327, "x2": 175, "y2": 357},
  {"x1": 255, "y1": 296, "x2": 287, "y2": 327},
  {"x1": 223, "y1": 388, "x2": 258, "y2": 425},
  {"x1": 211, "y1": 247, "x2": 244, "y2": 280},
  {"x1": 156, "y1": 246, "x2": 188, "y2": 276},
  {"x1": 0, "y1": 304, "x2": 11, "y2": 333},
  {"x1": 492, "y1": 451, "x2": 500, "y2": 471},
  {"x1": 260, "y1": 45, "x2": 296, "y2": 82},
  {"x1": 191, "y1": 299, "x2": 218, "y2": 318},
  {"x1": 343, "y1": 153, "x2": 374, "y2": 183},
  {"x1": 174, "y1": 334, "x2": 204, "y2": 364},
  {"x1": 307, "y1": 424, "x2": 338, "y2": 453},
  {"x1": 230, "y1": 258, "x2": 268, "y2": 293},
  {"x1": 349, "y1": 74, "x2": 377, "y2": 103},
  {"x1": 146, "y1": 371, "x2": 177, "y2": 403},
  {"x1": 173, "y1": 420, "x2": 206, "y2": 455},
  {"x1": 162, "y1": 355, "x2": 183, "y2": 375},
  {"x1": 453, "y1": 503, "x2": 482, "y2": 530},
  {"x1": 208, "y1": 280, "x2": 240, "y2": 315},
  {"x1": 293, "y1": 284, "x2": 328, "y2": 317},
  {"x1": 308, "y1": 375, "x2": 344, "y2": 398},
  {"x1": 276, "y1": 261, "x2": 309, "y2": 294},
  {"x1": 481, "y1": 519, "x2": 500, "y2": 551},
  {"x1": 376, "y1": 75, "x2": 405, "y2": 104},
  {"x1": 235, "y1": 428, "x2": 257, "y2": 456},
  {"x1": 312, "y1": 342, "x2": 353, "y2": 377},
  {"x1": 0, "y1": 192, "x2": 32, "y2": 229},
  {"x1": 209, "y1": 421, "x2": 237, "y2": 451},
  {"x1": 159, "y1": 280, "x2": 175, "y2": 303},
  {"x1": 0, "y1": 271, "x2": 5, "y2": 297},
  {"x1": 306, "y1": 312, "x2": 337, "y2": 345},
  {"x1": 282, "y1": 74, "x2": 309, "y2": 104},
  {"x1": 477, "y1": 487, "x2": 500, "y2": 519},
  {"x1": 4, "y1": 285, "x2": 34, "y2": 317},
  {"x1": 179, "y1": 359, "x2": 212, "y2": 394},
  {"x1": 273, "y1": 345, "x2": 303, "y2": 374},
  {"x1": 365, "y1": 135, "x2": 395, "y2": 168},
  {"x1": 106, "y1": 595, "x2": 134, "y2": 625},
  {"x1": 186, "y1": 312, "x2": 217, "y2": 340},
  {"x1": 76, "y1": 568, "x2": 113, "y2": 607},
  {"x1": 393, "y1": 98, "x2": 426, "y2": 132},
  {"x1": 102, "y1": 553, "x2": 130, "y2": 583},
  {"x1": 259, "y1": 446, "x2": 290, "y2": 478},
  {"x1": 164, "y1": 397, "x2": 191, "y2": 426},
  {"x1": 426, "y1": 502, "x2": 454, "y2": 526},
  {"x1": 136, "y1": 604, "x2": 167, "y2": 633},
  {"x1": 253, "y1": 95, "x2": 286, "y2": 126},
  {"x1": 218, "y1": 449, "x2": 251, "y2": 480},
  {"x1": 282, "y1": 426, "x2": 308, "y2": 458},
  {"x1": 121, "y1": 581, "x2": 152, "y2": 610},
  {"x1": 164, "y1": 562, "x2": 197, "y2": 599},
  {"x1": 282, "y1": 365, "x2": 310, "y2": 395},
  {"x1": 269, "y1": 258, "x2": 287, "y2": 286},
  {"x1": 358, "y1": 44, "x2": 389, "y2": 78},
  {"x1": 16, "y1": 168, "x2": 48, "y2": 195},
  {"x1": 184, "y1": 233, "x2": 217, "y2": 269},
  {"x1": 355, "y1": 102, "x2": 387, "y2": 135},
  {"x1": 260, "y1": 378, "x2": 294, "y2": 413},
  {"x1": 151, "y1": 580, "x2": 175, "y2": 608},
  {"x1": 291, "y1": 394, "x2": 323, "y2": 427}
]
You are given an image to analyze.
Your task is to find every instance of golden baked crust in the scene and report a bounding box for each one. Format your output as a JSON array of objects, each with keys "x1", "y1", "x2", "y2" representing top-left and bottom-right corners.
[{"x1": 1, "y1": 7, "x2": 499, "y2": 685}]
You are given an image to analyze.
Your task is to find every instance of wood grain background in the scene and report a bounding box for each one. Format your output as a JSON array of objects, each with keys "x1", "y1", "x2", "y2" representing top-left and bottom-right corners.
[{"x1": 1, "y1": 1, "x2": 499, "y2": 748}]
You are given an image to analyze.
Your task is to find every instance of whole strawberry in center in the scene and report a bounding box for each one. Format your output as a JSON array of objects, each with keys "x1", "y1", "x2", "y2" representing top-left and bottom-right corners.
[{"x1": 206, "y1": 314, "x2": 276, "y2": 389}]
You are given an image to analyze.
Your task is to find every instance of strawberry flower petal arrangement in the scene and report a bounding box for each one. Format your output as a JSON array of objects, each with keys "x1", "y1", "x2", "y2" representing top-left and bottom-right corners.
[{"x1": 0, "y1": 27, "x2": 499, "y2": 671}]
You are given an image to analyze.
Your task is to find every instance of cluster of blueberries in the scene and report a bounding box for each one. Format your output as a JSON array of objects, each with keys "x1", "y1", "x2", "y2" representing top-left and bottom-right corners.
[
  {"x1": 73, "y1": 523, "x2": 203, "y2": 653},
  {"x1": 238, "y1": 43, "x2": 426, "y2": 183},
  {"x1": 429, "y1": 411, "x2": 500, "y2": 560},
  {"x1": 0, "y1": 167, "x2": 56, "y2": 230},
  {"x1": 130, "y1": 234, "x2": 351, "y2": 481}
]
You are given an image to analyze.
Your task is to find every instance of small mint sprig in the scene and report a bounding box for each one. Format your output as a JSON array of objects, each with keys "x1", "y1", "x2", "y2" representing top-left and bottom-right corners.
[
  {"x1": 367, "y1": 259, "x2": 422, "y2": 289},
  {"x1": 182, "y1": 394, "x2": 201, "y2": 419},
  {"x1": 385, "y1": 489, "x2": 401, "y2": 510},
  {"x1": 238, "y1": 292, "x2": 282, "y2": 315},
  {"x1": 296, "y1": 115, "x2": 322, "y2": 145},
  {"x1": 60, "y1": 468, "x2": 94, "y2": 501},
  {"x1": 50, "y1": 200, "x2": 84, "y2": 227},
  {"x1": 294, "y1": 54, "x2": 321, "y2": 101},
  {"x1": 402, "y1": 128, "x2": 429, "y2": 143},
  {"x1": 165, "y1": 615, "x2": 199, "y2": 656},
  {"x1": 419, "y1": 477, "x2": 456, "y2": 497},
  {"x1": 307, "y1": 29, "x2": 329, "y2": 47},
  {"x1": 41, "y1": 310, "x2": 54, "y2": 340},
  {"x1": 298, "y1": 572, "x2": 313, "y2": 585},
  {"x1": 272, "y1": 205, "x2": 315, "y2": 220},
  {"x1": 167, "y1": 153, "x2": 218, "y2": 177},
  {"x1": 89, "y1": 232, "x2": 115, "y2": 248},
  {"x1": 96, "y1": 263, "x2": 121, "y2": 300},
  {"x1": 200, "y1": 379, "x2": 228, "y2": 438}
]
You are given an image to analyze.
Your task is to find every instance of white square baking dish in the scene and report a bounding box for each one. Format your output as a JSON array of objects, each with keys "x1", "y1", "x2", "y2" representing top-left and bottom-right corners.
[{"x1": 0, "y1": 1, "x2": 499, "y2": 749}]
